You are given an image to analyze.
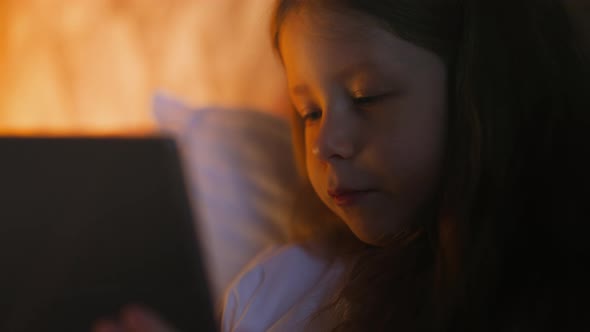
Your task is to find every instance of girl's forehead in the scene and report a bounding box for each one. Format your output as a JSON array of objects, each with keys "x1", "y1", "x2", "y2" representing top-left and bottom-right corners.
[
  {"x1": 278, "y1": 8, "x2": 426, "y2": 78},
  {"x1": 280, "y1": 5, "x2": 389, "y2": 43}
]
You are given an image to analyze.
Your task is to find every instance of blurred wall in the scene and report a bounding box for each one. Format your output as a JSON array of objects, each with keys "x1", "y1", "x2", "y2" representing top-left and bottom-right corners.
[{"x1": 0, "y1": 0, "x2": 288, "y2": 134}]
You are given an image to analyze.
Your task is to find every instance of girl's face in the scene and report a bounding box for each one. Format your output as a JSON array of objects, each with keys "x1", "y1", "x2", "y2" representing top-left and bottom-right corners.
[{"x1": 280, "y1": 8, "x2": 448, "y2": 246}]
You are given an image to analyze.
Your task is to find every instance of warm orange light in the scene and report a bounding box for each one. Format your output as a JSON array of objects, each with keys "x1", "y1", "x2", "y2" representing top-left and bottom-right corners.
[
  {"x1": 0, "y1": 127, "x2": 158, "y2": 138},
  {"x1": 0, "y1": 0, "x2": 286, "y2": 135}
]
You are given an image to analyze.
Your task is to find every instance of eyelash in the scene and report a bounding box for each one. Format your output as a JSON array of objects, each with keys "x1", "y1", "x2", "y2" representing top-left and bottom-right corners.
[
  {"x1": 352, "y1": 94, "x2": 384, "y2": 105},
  {"x1": 301, "y1": 109, "x2": 322, "y2": 122},
  {"x1": 297, "y1": 93, "x2": 386, "y2": 122}
]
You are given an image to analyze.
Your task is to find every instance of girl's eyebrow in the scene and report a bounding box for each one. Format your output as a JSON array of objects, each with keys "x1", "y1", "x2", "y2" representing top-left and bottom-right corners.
[
  {"x1": 290, "y1": 62, "x2": 380, "y2": 95},
  {"x1": 289, "y1": 61, "x2": 396, "y2": 98},
  {"x1": 335, "y1": 61, "x2": 383, "y2": 80},
  {"x1": 290, "y1": 84, "x2": 310, "y2": 97}
]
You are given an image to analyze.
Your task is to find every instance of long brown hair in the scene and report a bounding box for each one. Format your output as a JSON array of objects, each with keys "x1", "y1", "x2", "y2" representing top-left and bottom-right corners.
[{"x1": 272, "y1": 0, "x2": 590, "y2": 330}]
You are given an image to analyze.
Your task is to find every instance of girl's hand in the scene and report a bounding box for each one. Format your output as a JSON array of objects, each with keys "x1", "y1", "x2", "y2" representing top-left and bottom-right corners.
[{"x1": 92, "y1": 305, "x2": 178, "y2": 332}]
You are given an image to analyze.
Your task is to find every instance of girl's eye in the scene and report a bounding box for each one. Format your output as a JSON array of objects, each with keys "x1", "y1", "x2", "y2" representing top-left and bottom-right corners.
[
  {"x1": 352, "y1": 94, "x2": 383, "y2": 105},
  {"x1": 302, "y1": 110, "x2": 322, "y2": 122}
]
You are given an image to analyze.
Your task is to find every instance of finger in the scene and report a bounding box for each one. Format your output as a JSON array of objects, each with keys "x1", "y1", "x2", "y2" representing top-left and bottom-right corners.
[
  {"x1": 91, "y1": 319, "x2": 123, "y2": 332},
  {"x1": 121, "y1": 305, "x2": 177, "y2": 332}
]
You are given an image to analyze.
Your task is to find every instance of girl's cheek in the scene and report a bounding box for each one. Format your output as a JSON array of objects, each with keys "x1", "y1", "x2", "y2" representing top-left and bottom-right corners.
[{"x1": 305, "y1": 132, "x2": 315, "y2": 158}]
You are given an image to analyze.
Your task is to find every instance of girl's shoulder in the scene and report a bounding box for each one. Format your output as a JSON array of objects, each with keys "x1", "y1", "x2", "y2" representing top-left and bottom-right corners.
[{"x1": 220, "y1": 244, "x2": 343, "y2": 331}]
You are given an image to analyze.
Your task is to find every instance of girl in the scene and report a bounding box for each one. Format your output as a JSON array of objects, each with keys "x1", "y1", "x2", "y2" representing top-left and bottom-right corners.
[{"x1": 94, "y1": 0, "x2": 590, "y2": 331}]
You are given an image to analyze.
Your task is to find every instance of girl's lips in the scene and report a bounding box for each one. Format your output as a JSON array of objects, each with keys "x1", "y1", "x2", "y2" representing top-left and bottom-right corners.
[{"x1": 328, "y1": 189, "x2": 375, "y2": 206}]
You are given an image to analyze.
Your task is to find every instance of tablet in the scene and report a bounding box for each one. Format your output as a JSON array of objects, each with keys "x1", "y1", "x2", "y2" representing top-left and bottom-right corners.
[{"x1": 0, "y1": 136, "x2": 216, "y2": 332}]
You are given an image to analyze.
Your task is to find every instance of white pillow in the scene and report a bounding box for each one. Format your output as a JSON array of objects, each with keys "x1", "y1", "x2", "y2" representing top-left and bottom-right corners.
[{"x1": 152, "y1": 93, "x2": 297, "y2": 305}]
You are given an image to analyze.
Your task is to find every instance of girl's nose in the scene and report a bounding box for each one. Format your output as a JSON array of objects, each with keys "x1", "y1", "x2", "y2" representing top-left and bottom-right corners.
[{"x1": 313, "y1": 106, "x2": 359, "y2": 161}]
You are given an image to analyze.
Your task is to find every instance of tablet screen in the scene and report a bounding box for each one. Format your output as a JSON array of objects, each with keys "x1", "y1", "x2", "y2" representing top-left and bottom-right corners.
[{"x1": 0, "y1": 137, "x2": 216, "y2": 332}]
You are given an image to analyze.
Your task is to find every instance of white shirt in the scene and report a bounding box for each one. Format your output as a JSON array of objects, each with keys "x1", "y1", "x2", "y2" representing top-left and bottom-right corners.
[{"x1": 221, "y1": 245, "x2": 344, "y2": 332}]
